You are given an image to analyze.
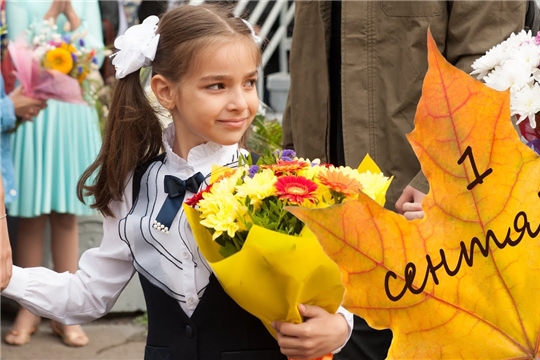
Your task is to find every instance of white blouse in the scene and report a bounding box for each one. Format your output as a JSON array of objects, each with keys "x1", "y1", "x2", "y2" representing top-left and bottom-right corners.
[
  {"x1": 2, "y1": 124, "x2": 353, "y2": 348},
  {"x1": 2, "y1": 124, "x2": 243, "y2": 321}
]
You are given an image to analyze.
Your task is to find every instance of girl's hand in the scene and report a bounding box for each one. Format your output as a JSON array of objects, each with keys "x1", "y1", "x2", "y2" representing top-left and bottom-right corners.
[{"x1": 273, "y1": 304, "x2": 349, "y2": 360}]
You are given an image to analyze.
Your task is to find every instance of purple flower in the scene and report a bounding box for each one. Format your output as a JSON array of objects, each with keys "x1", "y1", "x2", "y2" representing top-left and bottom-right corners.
[
  {"x1": 279, "y1": 149, "x2": 296, "y2": 161},
  {"x1": 92, "y1": 57, "x2": 99, "y2": 64},
  {"x1": 248, "y1": 165, "x2": 260, "y2": 178},
  {"x1": 78, "y1": 66, "x2": 83, "y2": 74},
  {"x1": 62, "y1": 35, "x2": 71, "y2": 43},
  {"x1": 71, "y1": 53, "x2": 77, "y2": 62},
  {"x1": 79, "y1": 38, "x2": 85, "y2": 47},
  {"x1": 535, "y1": 31, "x2": 540, "y2": 46},
  {"x1": 527, "y1": 139, "x2": 540, "y2": 155}
]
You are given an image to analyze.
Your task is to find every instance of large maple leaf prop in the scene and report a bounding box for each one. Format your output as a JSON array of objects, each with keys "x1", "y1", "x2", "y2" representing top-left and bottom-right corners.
[{"x1": 290, "y1": 32, "x2": 540, "y2": 359}]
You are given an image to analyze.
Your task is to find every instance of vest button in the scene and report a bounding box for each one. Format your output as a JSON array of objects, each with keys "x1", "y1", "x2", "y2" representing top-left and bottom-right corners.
[{"x1": 185, "y1": 325, "x2": 194, "y2": 338}]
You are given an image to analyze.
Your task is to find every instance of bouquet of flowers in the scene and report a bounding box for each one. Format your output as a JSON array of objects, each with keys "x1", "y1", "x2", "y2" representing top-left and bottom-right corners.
[
  {"x1": 7, "y1": 18, "x2": 99, "y2": 105},
  {"x1": 471, "y1": 29, "x2": 540, "y2": 153},
  {"x1": 184, "y1": 149, "x2": 392, "y2": 359}
]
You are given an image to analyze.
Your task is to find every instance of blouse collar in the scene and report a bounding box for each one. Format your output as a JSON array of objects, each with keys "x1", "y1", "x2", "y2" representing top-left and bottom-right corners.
[{"x1": 162, "y1": 123, "x2": 237, "y2": 171}]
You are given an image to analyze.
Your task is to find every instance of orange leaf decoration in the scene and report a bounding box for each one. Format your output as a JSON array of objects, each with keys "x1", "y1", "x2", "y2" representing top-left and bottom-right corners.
[{"x1": 289, "y1": 31, "x2": 540, "y2": 359}]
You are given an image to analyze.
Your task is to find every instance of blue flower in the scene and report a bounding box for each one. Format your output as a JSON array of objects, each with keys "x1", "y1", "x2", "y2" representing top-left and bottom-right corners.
[
  {"x1": 92, "y1": 57, "x2": 98, "y2": 64},
  {"x1": 79, "y1": 39, "x2": 85, "y2": 47},
  {"x1": 62, "y1": 35, "x2": 71, "y2": 43}
]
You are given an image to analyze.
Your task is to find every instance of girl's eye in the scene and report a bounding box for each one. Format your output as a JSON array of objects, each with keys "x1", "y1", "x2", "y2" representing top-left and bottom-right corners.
[
  {"x1": 245, "y1": 79, "x2": 258, "y2": 87},
  {"x1": 208, "y1": 83, "x2": 225, "y2": 90}
]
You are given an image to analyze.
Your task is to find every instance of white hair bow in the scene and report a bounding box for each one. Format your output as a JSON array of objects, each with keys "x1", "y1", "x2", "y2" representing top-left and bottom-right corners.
[
  {"x1": 241, "y1": 18, "x2": 263, "y2": 46},
  {"x1": 112, "y1": 15, "x2": 161, "y2": 79}
]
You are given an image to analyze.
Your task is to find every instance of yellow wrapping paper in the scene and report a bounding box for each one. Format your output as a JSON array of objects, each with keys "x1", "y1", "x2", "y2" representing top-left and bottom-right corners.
[{"x1": 184, "y1": 204, "x2": 345, "y2": 338}]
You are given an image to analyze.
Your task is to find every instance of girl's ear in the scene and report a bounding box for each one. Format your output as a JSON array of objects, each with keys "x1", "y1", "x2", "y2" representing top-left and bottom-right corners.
[{"x1": 151, "y1": 74, "x2": 176, "y2": 110}]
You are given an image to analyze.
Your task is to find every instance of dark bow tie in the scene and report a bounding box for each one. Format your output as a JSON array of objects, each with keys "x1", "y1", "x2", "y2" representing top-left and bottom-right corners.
[
  {"x1": 164, "y1": 174, "x2": 204, "y2": 198},
  {"x1": 153, "y1": 173, "x2": 205, "y2": 233}
]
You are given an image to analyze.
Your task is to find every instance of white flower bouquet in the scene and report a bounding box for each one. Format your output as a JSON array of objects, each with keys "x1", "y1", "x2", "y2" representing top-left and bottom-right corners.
[{"x1": 471, "y1": 29, "x2": 540, "y2": 152}]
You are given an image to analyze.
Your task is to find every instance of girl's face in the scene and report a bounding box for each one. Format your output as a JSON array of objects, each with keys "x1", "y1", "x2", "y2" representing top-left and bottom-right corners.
[{"x1": 171, "y1": 40, "x2": 259, "y2": 157}]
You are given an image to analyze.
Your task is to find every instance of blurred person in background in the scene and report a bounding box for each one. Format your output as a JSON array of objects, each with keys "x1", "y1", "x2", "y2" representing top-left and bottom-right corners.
[
  {"x1": 282, "y1": 1, "x2": 528, "y2": 359},
  {"x1": 3, "y1": 0, "x2": 103, "y2": 347},
  {"x1": 1, "y1": 0, "x2": 47, "y2": 248}
]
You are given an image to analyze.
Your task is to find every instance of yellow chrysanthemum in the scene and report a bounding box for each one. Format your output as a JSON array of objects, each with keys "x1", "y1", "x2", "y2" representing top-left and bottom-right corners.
[
  {"x1": 357, "y1": 171, "x2": 392, "y2": 206},
  {"x1": 199, "y1": 193, "x2": 241, "y2": 240},
  {"x1": 297, "y1": 160, "x2": 324, "y2": 181},
  {"x1": 197, "y1": 171, "x2": 247, "y2": 239},
  {"x1": 61, "y1": 42, "x2": 77, "y2": 53},
  {"x1": 43, "y1": 48, "x2": 73, "y2": 74},
  {"x1": 235, "y1": 169, "x2": 277, "y2": 207}
]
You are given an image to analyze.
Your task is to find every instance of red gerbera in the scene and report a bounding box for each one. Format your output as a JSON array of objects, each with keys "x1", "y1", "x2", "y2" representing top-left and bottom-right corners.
[
  {"x1": 262, "y1": 159, "x2": 309, "y2": 176},
  {"x1": 185, "y1": 169, "x2": 235, "y2": 207},
  {"x1": 185, "y1": 183, "x2": 212, "y2": 207},
  {"x1": 275, "y1": 175, "x2": 318, "y2": 204}
]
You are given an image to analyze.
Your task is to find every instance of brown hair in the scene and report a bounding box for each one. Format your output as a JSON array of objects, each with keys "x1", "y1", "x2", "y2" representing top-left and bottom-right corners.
[{"x1": 77, "y1": 4, "x2": 262, "y2": 216}]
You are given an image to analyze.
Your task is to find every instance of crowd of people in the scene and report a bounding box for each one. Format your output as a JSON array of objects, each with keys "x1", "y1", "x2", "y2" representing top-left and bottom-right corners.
[{"x1": 0, "y1": 0, "x2": 535, "y2": 359}]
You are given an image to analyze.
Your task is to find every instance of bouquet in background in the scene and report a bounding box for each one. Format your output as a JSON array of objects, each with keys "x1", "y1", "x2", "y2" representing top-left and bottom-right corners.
[
  {"x1": 184, "y1": 150, "x2": 392, "y2": 360},
  {"x1": 7, "y1": 18, "x2": 99, "y2": 105},
  {"x1": 471, "y1": 29, "x2": 540, "y2": 153}
]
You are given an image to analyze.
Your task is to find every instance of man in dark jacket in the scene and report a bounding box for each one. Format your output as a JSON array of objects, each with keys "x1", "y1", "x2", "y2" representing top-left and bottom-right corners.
[{"x1": 283, "y1": 1, "x2": 528, "y2": 358}]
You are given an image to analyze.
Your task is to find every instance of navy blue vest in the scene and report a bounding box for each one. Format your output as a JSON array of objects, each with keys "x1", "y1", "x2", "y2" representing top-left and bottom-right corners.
[
  {"x1": 140, "y1": 273, "x2": 286, "y2": 360},
  {"x1": 133, "y1": 153, "x2": 285, "y2": 360}
]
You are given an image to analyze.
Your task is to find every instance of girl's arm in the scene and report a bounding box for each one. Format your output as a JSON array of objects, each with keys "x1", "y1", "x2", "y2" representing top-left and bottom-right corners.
[
  {"x1": 1, "y1": 179, "x2": 136, "y2": 325},
  {"x1": 273, "y1": 304, "x2": 354, "y2": 359},
  {"x1": 0, "y1": 174, "x2": 13, "y2": 291}
]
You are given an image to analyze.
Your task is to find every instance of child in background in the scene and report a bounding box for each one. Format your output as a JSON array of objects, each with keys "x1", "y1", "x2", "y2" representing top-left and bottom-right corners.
[{"x1": 2, "y1": 4, "x2": 353, "y2": 359}]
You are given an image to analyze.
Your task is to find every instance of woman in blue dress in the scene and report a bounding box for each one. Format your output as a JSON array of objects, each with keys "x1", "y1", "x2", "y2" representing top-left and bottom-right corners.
[{"x1": 4, "y1": 0, "x2": 103, "y2": 347}]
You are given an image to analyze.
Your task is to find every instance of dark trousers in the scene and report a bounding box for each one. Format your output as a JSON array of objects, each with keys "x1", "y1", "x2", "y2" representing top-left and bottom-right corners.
[{"x1": 335, "y1": 315, "x2": 393, "y2": 360}]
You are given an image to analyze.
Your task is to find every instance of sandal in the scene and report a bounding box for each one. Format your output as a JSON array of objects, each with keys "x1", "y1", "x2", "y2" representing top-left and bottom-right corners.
[
  {"x1": 50, "y1": 321, "x2": 89, "y2": 347},
  {"x1": 4, "y1": 319, "x2": 40, "y2": 346}
]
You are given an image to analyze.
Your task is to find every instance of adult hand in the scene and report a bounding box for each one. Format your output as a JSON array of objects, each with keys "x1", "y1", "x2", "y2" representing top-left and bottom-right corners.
[
  {"x1": 395, "y1": 185, "x2": 426, "y2": 220},
  {"x1": 0, "y1": 175, "x2": 13, "y2": 291},
  {"x1": 273, "y1": 304, "x2": 349, "y2": 359},
  {"x1": 43, "y1": 0, "x2": 65, "y2": 22},
  {"x1": 9, "y1": 86, "x2": 47, "y2": 121},
  {"x1": 62, "y1": 0, "x2": 81, "y2": 31}
]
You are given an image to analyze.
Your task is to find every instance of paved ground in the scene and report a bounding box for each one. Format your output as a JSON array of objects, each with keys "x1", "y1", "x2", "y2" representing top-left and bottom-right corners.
[{"x1": 0, "y1": 302, "x2": 147, "y2": 360}]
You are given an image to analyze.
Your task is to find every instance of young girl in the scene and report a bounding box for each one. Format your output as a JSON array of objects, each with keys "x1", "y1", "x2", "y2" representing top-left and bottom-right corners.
[{"x1": 1, "y1": 4, "x2": 353, "y2": 359}]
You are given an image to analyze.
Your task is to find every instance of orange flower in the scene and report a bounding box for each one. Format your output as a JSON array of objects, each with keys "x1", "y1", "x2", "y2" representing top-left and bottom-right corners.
[
  {"x1": 77, "y1": 72, "x2": 88, "y2": 84},
  {"x1": 43, "y1": 48, "x2": 73, "y2": 74},
  {"x1": 263, "y1": 159, "x2": 310, "y2": 176},
  {"x1": 275, "y1": 175, "x2": 318, "y2": 204},
  {"x1": 318, "y1": 168, "x2": 363, "y2": 196}
]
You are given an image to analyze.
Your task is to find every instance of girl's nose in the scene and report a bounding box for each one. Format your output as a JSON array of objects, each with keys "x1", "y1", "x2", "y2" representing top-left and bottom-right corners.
[{"x1": 226, "y1": 88, "x2": 249, "y2": 112}]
